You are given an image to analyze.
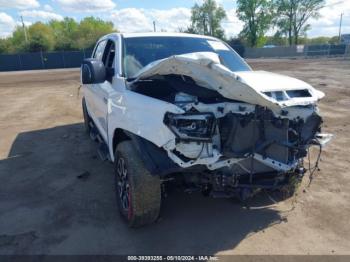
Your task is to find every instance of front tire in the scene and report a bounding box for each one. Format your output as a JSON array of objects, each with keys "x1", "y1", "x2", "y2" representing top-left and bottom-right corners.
[{"x1": 114, "y1": 141, "x2": 161, "y2": 227}]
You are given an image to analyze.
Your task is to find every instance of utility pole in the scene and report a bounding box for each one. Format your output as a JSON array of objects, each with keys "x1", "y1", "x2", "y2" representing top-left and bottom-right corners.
[
  {"x1": 339, "y1": 13, "x2": 343, "y2": 44},
  {"x1": 20, "y1": 16, "x2": 28, "y2": 43},
  {"x1": 153, "y1": 21, "x2": 156, "y2": 32}
]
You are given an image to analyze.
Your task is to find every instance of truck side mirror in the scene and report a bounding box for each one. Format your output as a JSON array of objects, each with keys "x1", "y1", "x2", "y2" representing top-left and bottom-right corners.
[{"x1": 81, "y1": 58, "x2": 106, "y2": 84}]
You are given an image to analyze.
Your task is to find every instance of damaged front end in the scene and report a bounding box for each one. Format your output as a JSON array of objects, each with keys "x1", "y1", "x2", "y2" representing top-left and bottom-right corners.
[{"x1": 129, "y1": 52, "x2": 332, "y2": 199}]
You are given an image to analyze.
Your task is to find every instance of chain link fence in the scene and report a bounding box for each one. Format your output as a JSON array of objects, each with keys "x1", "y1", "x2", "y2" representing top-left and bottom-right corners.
[
  {"x1": 0, "y1": 45, "x2": 349, "y2": 72},
  {"x1": 0, "y1": 49, "x2": 93, "y2": 72},
  {"x1": 304, "y1": 44, "x2": 348, "y2": 56},
  {"x1": 345, "y1": 44, "x2": 350, "y2": 58},
  {"x1": 244, "y1": 44, "x2": 350, "y2": 59}
]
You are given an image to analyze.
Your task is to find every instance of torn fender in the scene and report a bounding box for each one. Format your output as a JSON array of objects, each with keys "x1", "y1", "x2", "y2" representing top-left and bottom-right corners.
[{"x1": 131, "y1": 52, "x2": 324, "y2": 110}]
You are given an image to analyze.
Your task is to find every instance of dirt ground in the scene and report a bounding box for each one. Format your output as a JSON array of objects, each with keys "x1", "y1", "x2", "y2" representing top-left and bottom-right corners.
[{"x1": 0, "y1": 58, "x2": 350, "y2": 255}]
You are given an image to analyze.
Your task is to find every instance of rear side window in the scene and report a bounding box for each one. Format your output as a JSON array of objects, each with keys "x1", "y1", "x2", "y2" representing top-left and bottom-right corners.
[{"x1": 93, "y1": 40, "x2": 107, "y2": 61}]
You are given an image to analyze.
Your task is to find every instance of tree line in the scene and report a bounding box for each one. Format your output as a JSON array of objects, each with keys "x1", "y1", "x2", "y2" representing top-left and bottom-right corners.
[
  {"x1": 186, "y1": 0, "x2": 329, "y2": 47},
  {"x1": 0, "y1": 0, "x2": 338, "y2": 54},
  {"x1": 0, "y1": 17, "x2": 114, "y2": 54}
]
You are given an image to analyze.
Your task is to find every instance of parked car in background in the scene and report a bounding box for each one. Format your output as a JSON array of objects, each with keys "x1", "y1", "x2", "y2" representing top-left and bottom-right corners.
[{"x1": 263, "y1": 44, "x2": 277, "y2": 48}]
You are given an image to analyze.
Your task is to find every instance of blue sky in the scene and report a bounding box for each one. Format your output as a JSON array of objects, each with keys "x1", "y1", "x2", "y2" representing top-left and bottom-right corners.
[{"x1": 0, "y1": 0, "x2": 349, "y2": 39}]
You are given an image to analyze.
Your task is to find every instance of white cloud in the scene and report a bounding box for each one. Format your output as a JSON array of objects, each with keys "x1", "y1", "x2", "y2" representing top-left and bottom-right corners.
[
  {"x1": 110, "y1": 8, "x2": 191, "y2": 33},
  {"x1": 110, "y1": 8, "x2": 152, "y2": 32},
  {"x1": 194, "y1": 0, "x2": 227, "y2": 5},
  {"x1": 0, "y1": 0, "x2": 39, "y2": 10},
  {"x1": 43, "y1": 4, "x2": 53, "y2": 12},
  {"x1": 17, "y1": 20, "x2": 32, "y2": 27},
  {"x1": 56, "y1": 0, "x2": 116, "y2": 12},
  {"x1": 148, "y1": 8, "x2": 192, "y2": 32},
  {"x1": 308, "y1": 0, "x2": 350, "y2": 37},
  {"x1": 222, "y1": 8, "x2": 243, "y2": 38},
  {"x1": 1, "y1": 0, "x2": 349, "y2": 40},
  {"x1": 110, "y1": 7, "x2": 243, "y2": 38},
  {"x1": 0, "y1": 12, "x2": 16, "y2": 37},
  {"x1": 19, "y1": 10, "x2": 64, "y2": 21}
]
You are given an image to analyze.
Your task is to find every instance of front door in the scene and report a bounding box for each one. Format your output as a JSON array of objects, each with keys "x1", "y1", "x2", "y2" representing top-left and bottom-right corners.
[{"x1": 85, "y1": 39, "x2": 117, "y2": 143}]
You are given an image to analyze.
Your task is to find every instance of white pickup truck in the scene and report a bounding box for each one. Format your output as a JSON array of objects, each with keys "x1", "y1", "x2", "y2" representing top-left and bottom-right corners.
[{"x1": 81, "y1": 32, "x2": 332, "y2": 227}]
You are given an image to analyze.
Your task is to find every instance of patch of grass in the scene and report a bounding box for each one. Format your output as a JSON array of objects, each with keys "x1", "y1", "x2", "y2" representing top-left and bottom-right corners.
[{"x1": 280, "y1": 174, "x2": 302, "y2": 199}]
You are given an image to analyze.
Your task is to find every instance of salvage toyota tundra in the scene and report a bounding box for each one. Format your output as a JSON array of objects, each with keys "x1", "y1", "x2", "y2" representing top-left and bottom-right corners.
[{"x1": 81, "y1": 33, "x2": 332, "y2": 227}]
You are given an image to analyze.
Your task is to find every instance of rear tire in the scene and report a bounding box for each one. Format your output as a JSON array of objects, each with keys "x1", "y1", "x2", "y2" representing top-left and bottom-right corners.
[{"x1": 114, "y1": 141, "x2": 161, "y2": 227}]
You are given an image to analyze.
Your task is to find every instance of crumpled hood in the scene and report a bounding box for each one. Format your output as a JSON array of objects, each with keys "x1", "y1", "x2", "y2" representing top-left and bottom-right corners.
[
  {"x1": 131, "y1": 52, "x2": 324, "y2": 109},
  {"x1": 234, "y1": 70, "x2": 317, "y2": 92}
]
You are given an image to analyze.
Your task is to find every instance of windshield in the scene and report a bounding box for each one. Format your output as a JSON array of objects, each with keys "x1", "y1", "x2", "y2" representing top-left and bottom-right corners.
[{"x1": 123, "y1": 36, "x2": 251, "y2": 78}]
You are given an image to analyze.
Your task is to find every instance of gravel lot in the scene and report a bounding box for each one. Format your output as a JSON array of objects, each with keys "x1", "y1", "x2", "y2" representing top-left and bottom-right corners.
[{"x1": 0, "y1": 58, "x2": 350, "y2": 255}]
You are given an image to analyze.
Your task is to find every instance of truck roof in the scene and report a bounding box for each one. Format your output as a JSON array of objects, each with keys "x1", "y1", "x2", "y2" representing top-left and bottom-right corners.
[{"x1": 105, "y1": 32, "x2": 219, "y2": 40}]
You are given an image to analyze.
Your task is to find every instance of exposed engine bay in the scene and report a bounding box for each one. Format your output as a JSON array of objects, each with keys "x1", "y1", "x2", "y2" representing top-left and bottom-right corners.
[{"x1": 128, "y1": 52, "x2": 332, "y2": 197}]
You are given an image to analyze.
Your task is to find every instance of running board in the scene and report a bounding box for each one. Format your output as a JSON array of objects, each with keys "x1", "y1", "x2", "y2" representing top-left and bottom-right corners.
[
  {"x1": 89, "y1": 126, "x2": 98, "y2": 140},
  {"x1": 97, "y1": 143, "x2": 110, "y2": 161},
  {"x1": 89, "y1": 124, "x2": 110, "y2": 161}
]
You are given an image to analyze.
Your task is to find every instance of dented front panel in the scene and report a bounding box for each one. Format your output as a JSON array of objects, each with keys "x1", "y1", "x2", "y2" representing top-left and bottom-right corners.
[
  {"x1": 132, "y1": 52, "x2": 325, "y2": 111},
  {"x1": 128, "y1": 52, "x2": 331, "y2": 174}
]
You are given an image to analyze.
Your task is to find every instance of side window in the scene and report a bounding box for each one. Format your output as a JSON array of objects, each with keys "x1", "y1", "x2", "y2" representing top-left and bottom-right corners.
[
  {"x1": 102, "y1": 40, "x2": 116, "y2": 69},
  {"x1": 102, "y1": 40, "x2": 117, "y2": 82},
  {"x1": 93, "y1": 40, "x2": 107, "y2": 61}
]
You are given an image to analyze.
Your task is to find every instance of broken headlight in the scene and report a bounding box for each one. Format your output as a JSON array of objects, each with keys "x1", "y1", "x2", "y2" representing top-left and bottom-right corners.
[{"x1": 164, "y1": 113, "x2": 216, "y2": 141}]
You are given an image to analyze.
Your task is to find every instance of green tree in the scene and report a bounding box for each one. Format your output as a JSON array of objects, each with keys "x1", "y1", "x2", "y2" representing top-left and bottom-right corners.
[
  {"x1": 179, "y1": 26, "x2": 197, "y2": 34},
  {"x1": 1, "y1": 16, "x2": 116, "y2": 53},
  {"x1": 307, "y1": 36, "x2": 330, "y2": 44},
  {"x1": 329, "y1": 36, "x2": 339, "y2": 44},
  {"x1": 266, "y1": 33, "x2": 288, "y2": 46},
  {"x1": 74, "y1": 17, "x2": 114, "y2": 49},
  {"x1": 26, "y1": 22, "x2": 55, "y2": 52},
  {"x1": 187, "y1": 0, "x2": 227, "y2": 39},
  {"x1": 273, "y1": 0, "x2": 293, "y2": 45},
  {"x1": 236, "y1": 0, "x2": 274, "y2": 47},
  {"x1": 9, "y1": 26, "x2": 28, "y2": 53},
  {"x1": 0, "y1": 38, "x2": 11, "y2": 54},
  {"x1": 49, "y1": 18, "x2": 79, "y2": 50},
  {"x1": 6, "y1": 23, "x2": 54, "y2": 53},
  {"x1": 274, "y1": 0, "x2": 325, "y2": 45}
]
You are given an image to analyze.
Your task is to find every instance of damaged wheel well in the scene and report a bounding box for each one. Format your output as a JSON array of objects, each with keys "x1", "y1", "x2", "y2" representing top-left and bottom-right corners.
[
  {"x1": 112, "y1": 128, "x2": 202, "y2": 176},
  {"x1": 112, "y1": 128, "x2": 131, "y2": 154}
]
